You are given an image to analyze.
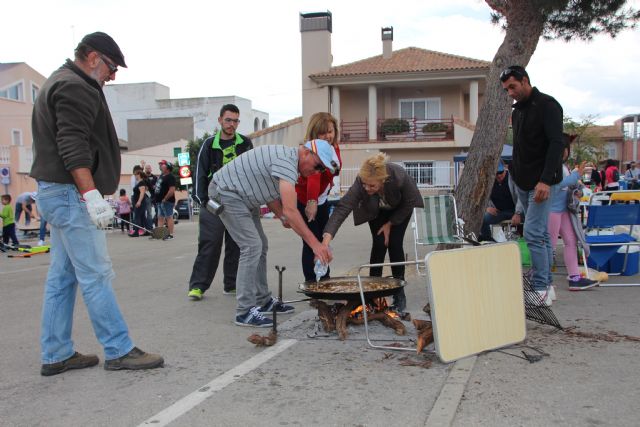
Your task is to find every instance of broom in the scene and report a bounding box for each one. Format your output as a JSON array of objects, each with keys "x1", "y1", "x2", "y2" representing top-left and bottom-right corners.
[{"x1": 117, "y1": 216, "x2": 168, "y2": 240}]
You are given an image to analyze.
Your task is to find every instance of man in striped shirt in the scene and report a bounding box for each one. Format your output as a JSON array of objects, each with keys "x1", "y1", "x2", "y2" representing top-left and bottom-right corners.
[{"x1": 209, "y1": 140, "x2": 339, "y2": 327}]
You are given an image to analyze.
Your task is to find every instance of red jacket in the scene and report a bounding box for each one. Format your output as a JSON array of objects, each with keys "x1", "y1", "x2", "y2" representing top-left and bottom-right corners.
[{"x1": 295, "y1": 144, "x2": 342, "y2": 204}]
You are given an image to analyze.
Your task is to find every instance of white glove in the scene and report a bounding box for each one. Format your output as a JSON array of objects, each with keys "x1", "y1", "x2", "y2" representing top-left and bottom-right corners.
[{"x1": 83, "y1": 189, "x2": 114, "y2": 228}]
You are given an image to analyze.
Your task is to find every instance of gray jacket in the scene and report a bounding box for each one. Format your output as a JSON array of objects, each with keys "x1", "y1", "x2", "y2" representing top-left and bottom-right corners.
[
  {"x1": 324, "y1": 163, "x2": 424, "y2": 238},
  {"x1": 30, "y1": 60, "x2": 121, "y2": 195}
]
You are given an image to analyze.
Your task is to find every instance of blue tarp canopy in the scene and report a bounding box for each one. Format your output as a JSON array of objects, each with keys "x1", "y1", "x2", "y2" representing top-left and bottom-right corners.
[{"x1": 453, "y1": 144, "x2": 513, "y2": 163}]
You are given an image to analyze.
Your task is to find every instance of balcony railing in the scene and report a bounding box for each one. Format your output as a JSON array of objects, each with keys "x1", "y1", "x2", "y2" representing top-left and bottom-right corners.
[
  {"x1": 339, "y1": 118, "x2": 454, "y2": 143},
  {"x1": 378, "y1": 117, "x2": 454, "y2": 142}
]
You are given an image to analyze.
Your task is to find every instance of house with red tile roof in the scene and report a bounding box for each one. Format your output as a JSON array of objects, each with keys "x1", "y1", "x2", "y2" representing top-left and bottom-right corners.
[{"x1": 290, "y1": 11, "x2": 491, "y2": 190}]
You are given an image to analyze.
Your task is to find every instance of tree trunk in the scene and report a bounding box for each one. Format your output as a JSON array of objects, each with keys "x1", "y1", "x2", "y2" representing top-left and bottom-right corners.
[{"x1": 456, "y1": 0, "x2": 550, "y2": 235}]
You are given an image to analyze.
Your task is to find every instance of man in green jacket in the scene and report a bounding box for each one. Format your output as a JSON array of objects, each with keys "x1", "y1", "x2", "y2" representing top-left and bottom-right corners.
[{"x1": 31, "y1": 32, "x2": 163, "y2": 376}]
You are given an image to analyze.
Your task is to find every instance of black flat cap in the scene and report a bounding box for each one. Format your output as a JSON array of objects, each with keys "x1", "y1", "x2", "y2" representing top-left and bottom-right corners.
[{"x1": 80, "y1": 32, "x2": 127, "y2": 67}]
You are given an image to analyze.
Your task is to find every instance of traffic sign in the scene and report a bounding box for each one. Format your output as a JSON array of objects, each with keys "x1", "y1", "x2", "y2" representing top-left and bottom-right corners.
[
  {"x1": 177, "y1": 152, "x2": 190, "y2": 166},
  {"x1": 179, "y1": 166, "x2": 191, "y2": 178},
  {"x1": 180, "y1": 177, "x2": 193, "y2": 186}
]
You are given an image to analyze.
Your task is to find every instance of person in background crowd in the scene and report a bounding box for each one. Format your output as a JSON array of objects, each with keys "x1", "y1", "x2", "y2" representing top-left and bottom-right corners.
[
  {"x1": 322, "y1": 153, "x2": 424, "y2": 312},
  {"x1": 15, "y1": 191, "x2": 38, "y2": 228},
  {"x1": 479, "y1": 161, "x2": 523, "y2": 242},
  {"x1": 1, "y1": 194, "x2": 19, "y2": 246},
  {"x1": 209, "y1": 140, "x2": 337, "y2": 327},
  {"x1": 624, "y1": 161, "x2": 639, "y2": 189},
  {"x1": 144, "y1": 163, "x2": 157, "y2": 229},
  {"x1": 603, "y1": 159, "x2": 620, "y2": 192},
  {"x1": 154, "y1": 160, "x2": 176, "y2": 240},
  {"x1": 117, "y1": 188, "x2": 132, "y2": 233},
  {"x1": 30, "y1": 31, "x2": 163, "y2": 376},
  {"x1": 500, "y1": 65, "x2": 564, "y2": 307},
  {"x1": 187, "y1": 104, "x2": 253, "y2": 301},
  {"x1": 295, "y1": 112, "x2": 342, "y2": 282},
  {"x1": 548, "y1": 134, "x2": 598, "y2": 294},
  {"x1": 130, "y1": 170, "x2": 148, "y2": 237}
]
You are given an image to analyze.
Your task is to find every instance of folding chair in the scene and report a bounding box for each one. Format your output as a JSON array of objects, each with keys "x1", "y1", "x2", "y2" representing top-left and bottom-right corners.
[
  {"x1": 412, "y1": 194, "x2": 474, "y2": 275},
  {"x1": 584, "y1": 198, "x2": 640, "y2": 284}
]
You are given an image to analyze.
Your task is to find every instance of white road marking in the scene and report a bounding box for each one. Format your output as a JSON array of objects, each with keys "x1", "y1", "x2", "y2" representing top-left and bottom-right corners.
[{"x1": 137, "y1": 339, "x2": 297, "y2": 426}]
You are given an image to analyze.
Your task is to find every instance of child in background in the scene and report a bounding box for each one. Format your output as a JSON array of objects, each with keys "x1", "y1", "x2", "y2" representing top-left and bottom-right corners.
[
  {"x1": 548, "y1": 134, "x2": 598, "y2": 293},
  {"x1": 1, "y1": 194, "x2": 19, "y2": 246},
  {"x1": 117, "y1": 189, "x2": 132, "y2": 233}
]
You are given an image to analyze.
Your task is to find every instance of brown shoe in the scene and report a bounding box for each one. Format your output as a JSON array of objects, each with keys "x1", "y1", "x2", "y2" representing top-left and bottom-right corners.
[
  {"x1": 41, "y1": 352, "x2": 99, "y2": 376},
  {"x1": 104, "y1": 347, "x2": 164, "y2": 371}
]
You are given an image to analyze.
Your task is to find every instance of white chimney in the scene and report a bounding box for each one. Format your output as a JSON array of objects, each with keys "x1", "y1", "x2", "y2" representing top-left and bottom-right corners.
[
  {"x1": 382, "y1": 26, "x2": 393, "y2": 59},
  {"x1": 300, "y1": 11, "x2": 333, "y2": 131}
]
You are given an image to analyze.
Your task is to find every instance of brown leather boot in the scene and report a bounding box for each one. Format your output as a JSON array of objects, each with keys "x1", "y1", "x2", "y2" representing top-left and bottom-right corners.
[
  {"x1": 41, "y1": 352, "x2": 99, "y2": 376},
  {"x1": 103, "y1": 347, "x2": 164, "y2": 371}
]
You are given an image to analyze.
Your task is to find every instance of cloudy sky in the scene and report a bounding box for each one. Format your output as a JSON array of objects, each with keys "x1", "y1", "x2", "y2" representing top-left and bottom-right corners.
[{"x1": 3, "y1": 0, "x2": 639, "y2": 126}]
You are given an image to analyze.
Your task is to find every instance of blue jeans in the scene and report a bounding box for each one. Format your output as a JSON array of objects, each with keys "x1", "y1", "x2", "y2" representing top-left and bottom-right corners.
[
  {"x1": 516, "y1": 184, "x2": 559, "y2": 291},
  {"x1": 36, "y1": 182, "x2": 133, "y2": 364},
  {"x1": 480, "y1": 209, "x2": 515, "y2": 241}
]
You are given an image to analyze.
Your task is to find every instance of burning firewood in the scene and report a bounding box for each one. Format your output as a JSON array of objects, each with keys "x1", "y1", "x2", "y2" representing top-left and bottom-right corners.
[
  {"x1": 335, "y1": 301, "x2": 359, "y2": 340},
  {"x1": 348, "y1": 312, "x2": 406, "y2": 336},
  {"x1": 309, "y1": 299, "x2": 336, "y2": 332},
  {"x1": 247, "y1": 330, "x2": 277, "y2": 347},
  {"x1": 413, "y1": 319, "x2": 434, "y2": 354}
]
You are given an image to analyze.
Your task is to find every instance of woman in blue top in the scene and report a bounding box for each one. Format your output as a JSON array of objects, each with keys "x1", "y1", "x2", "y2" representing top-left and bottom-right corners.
[{"x1": 548, "y1": 134, "x2": 598, "y2": 292}]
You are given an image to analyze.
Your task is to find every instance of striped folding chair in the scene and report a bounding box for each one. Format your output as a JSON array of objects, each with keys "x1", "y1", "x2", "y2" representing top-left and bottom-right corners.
[{"x1": 412, "y1": 194, "x2": 471, "y2": 275}]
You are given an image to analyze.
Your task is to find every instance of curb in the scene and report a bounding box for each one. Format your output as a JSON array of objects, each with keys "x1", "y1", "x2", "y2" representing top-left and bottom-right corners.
[{"x1": 425, "y1": 355, "x2": 477, "y2": 427}]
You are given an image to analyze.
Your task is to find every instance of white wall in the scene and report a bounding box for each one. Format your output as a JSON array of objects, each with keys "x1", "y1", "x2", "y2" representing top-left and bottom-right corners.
[{"x1": 104, "y1": 83, "x2": 269, "y2": 141}]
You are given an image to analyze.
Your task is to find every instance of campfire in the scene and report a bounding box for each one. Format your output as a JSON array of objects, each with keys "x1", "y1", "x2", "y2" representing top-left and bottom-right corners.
[{"x1": 310, "y1": 298, "x2": 407, "y2": 340}]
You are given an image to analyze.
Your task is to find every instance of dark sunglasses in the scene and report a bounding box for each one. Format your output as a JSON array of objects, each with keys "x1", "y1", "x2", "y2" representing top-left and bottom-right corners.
[
  {"x1": 99, "y1": 55, "x2": 118, "y2": 74},
  {"x1": 314, "y1": 162, "x2": 326, "y2": 172},
  {"x1": 499, "y1": 66, "x2": 524, "y2": 81}
]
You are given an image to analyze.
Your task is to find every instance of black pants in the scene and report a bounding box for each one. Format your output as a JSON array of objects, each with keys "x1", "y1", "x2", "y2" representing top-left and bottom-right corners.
[
  {"x1": 367, "y1": 212, "x2": 411, "y2": 311},
  {"x1": 2, "y1": 224, "x2": 19, "y2": 245},
  {"x1": 297, "y1": 200, "x2": 331, "y2": 282},
  {"x1": 132, "y1": 204, "x2": 146, "y2": 233},
  {"x1": 119, "y1": 213, "x2": 131, "y2": 231},
  {"x1": 188, "y1": 206, "x2": 239, "y2": 293}
]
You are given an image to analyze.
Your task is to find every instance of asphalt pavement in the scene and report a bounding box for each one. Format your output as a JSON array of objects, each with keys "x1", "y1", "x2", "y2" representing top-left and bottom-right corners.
[{"x1": 1, "y1": 216, "x2": 639, "y2": 426}]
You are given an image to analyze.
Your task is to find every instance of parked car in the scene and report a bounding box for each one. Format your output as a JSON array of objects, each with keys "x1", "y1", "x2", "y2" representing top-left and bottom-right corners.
[{"x1": 175, "y1": 199, "x2": 191, "y2": 219}]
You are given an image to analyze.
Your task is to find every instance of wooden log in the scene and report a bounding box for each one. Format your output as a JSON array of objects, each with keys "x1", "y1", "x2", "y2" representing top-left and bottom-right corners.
[
  {"x1": 309, "y1": 299, "x2": 336, "y2": 332},
  {"x1": 335, "y1": 301, "x2": 358, "y2": 340},
  {"x1": 349, "y1": 312, "x2": 407, "y2": 336},
  {"x1": 413, "y1": 319, "x2": 433, "y2": 354}
]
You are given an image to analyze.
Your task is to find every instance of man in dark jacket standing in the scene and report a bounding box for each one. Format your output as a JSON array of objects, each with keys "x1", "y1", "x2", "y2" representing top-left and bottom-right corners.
[
  {"x1": 500, "y1": 65, "x2": 564, "y2": 306},
  {"x1": 187, "y1": 104, "x2": 253, "y2": 300},
  {"x1": 31, "y1": 32, "x2": 163, "y2": 376}
]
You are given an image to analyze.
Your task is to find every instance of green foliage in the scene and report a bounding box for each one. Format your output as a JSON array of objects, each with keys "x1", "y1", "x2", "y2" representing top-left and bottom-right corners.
[
  {"x1": 490, "y1": 0, "x2": 640, "y2": 41},
  {"x1": 422, "y1": 122, "x2": 448, "y2": 133},
  {"x1": 381, "y1": 118, "x2": 410, "y2": 135},
  {"x1": 563, "y1": 115, "x2": 606, "y2": 164}
]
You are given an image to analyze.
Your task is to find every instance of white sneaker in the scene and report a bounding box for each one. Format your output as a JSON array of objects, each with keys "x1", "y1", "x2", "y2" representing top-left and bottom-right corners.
[
  {"x1": 536, "y1": 290, "x2": 553, "y2": 307},
  {"x1": 548, "y1": 285, "x2": 557, "y2": 301},
  {"x1": 37, "y1": 240, "x2": 45, "y2": 246}
]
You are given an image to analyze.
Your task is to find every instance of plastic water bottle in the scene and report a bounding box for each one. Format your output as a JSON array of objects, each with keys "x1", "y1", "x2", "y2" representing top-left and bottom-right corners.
[{"x1": 314, "y1": 259, "x2": 328, "y2": 282}]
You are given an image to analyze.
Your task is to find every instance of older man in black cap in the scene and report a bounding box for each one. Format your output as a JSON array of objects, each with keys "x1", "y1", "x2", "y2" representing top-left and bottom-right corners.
[{"x1": 31, "y1": 32, "x2": 164, "y2": 376}]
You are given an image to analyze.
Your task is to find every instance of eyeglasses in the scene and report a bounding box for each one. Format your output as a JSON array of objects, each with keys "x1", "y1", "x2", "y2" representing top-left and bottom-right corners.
[
  {"x1": 499, "y1": 66, "x2": 524, "y2": 81},
  {"x1": 223, "y1": 118, "x2": 240, "y2": 124},
  {"x1": 314, "y1": 162, "x2": 326, "y2": 172},
  {"x1": 99, "y1": 55, "x2": 118, "y2": 74}
]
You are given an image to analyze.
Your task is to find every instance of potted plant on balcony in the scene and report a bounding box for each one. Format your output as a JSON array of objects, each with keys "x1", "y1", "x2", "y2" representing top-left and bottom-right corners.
[
  {"x1": 381, "y1": 118, "x2": 411, "y2": 140},
  {"x1": 421, "y1": 122, "x2": 448, "y2": 139}
]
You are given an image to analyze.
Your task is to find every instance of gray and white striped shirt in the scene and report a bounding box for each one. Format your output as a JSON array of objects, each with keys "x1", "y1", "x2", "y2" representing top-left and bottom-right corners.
[{"x1": 212, "y1": 145, "x2": 299, "y2": 207}]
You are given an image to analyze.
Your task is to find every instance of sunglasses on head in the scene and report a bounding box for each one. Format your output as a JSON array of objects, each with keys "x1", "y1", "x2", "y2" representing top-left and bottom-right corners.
[{"x1": 499, "y1": 66, "x2": 525, "y2": 81}]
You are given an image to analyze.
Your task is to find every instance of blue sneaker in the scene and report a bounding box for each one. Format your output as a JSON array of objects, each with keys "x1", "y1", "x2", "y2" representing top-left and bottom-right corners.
[
  {"x1": 259, "y1": 296, "x2": 295, "y2": 315},
  {"x1": 234, "y1": 307, "x2": 273, "y2": 328}
]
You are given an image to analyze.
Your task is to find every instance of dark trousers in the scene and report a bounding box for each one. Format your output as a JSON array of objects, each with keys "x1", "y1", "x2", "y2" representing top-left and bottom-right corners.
[
  {"x1": 297, "y1": 200, "x2": 331, "y2": 282},
  {"x1": 188, "y1": 206, "x2": 239, "y2": 293},
  {"x1": 480, "y1": 209, "x2": 514, "y2": 241},
  {"x1": 2, "y1": 224, "x2": 19, "y2": 245},
  {"x1": 367, "y1": 212, "x2": 411, "y2": 311},
  {"x1": 132, "y1": 204, "x2": 146, "y2": 233},
  {"x1": 119, "y1": 213, "x2": 131, "y2": 231}
]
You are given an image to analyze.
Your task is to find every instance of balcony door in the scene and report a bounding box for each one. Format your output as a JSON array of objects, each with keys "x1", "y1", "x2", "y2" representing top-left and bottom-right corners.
[{"x1": 399, "y1": 98, "x2": 441, "y2": 121}]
